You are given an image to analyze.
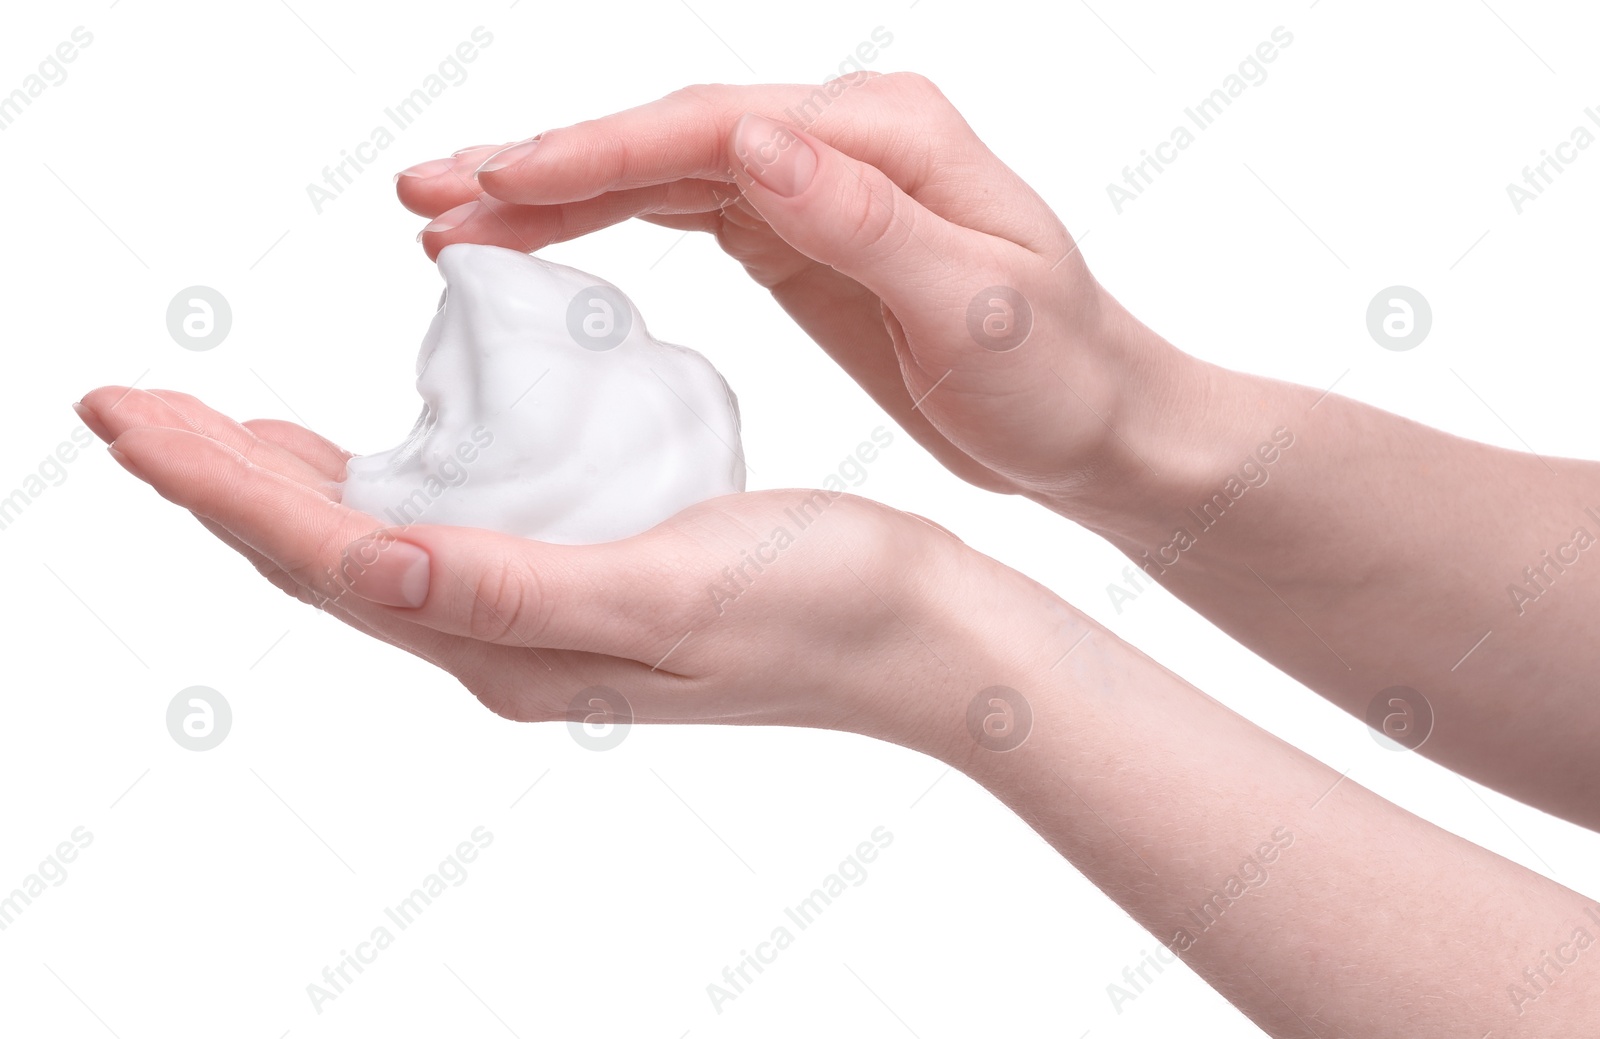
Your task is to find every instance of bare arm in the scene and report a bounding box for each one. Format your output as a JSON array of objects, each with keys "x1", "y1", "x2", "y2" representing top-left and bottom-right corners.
[
  {"x1": 83, "y1": 387, "x2": 1600, "y2": 1035},
  {"x1": 394, "y1": 76, "x2": 1600, "y2": 828},
  {"x1": 1041, "y1": 304, "x2": 1600, "y2": 830},
  {"x1": 949, "y1": 580, "x2": 1600, "y2": 1037}
]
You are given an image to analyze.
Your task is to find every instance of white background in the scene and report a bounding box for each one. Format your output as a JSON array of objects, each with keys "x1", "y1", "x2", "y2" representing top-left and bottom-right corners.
[{"x1": 5, "y1": 0, "x2": 1600, "y2": 1036}]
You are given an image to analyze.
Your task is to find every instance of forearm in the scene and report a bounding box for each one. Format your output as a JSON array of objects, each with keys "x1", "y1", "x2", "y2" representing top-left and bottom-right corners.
[
  {"x1": 1042, "y1": 298, "x2": 1600, "y2": 828},
  {"x1": 925, "y1": 578, "x2": 1599, "y2": 1037}
]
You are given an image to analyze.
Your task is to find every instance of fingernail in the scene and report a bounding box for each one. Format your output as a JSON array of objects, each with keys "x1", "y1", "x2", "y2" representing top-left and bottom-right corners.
[
  {"x1": 395, "y1": 157, "x2": 456, "y2": 181},
  {"x1": 733, "y1": 113, "x2": 816, "y2": 197},
  {"x1": 341, "y1": 533, "x2": 430, "y2": 608},
  {"x1": 73, "y1": 401, "x2": 113, "y2": 442},
  {"x1": 452, "y1": 144, "x2": 500, "y2": 157},
  {"x1": 106, "y1": 443, "x2": 145, "y2": 481},
  {"x1": 419, "y1": 200, "x2": 482, "y2": 240},
  {"x1": 476, "y1": 136, "x2": 542, "y2": 175}
]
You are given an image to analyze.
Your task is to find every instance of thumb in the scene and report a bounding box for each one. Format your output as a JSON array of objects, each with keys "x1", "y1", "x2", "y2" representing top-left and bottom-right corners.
[
  {"x1": 729, "y1": 112, "x2": 981, "y2": 313},
  {"x1": 338, "y1": 524, "x2": 697, "y2": 663}
]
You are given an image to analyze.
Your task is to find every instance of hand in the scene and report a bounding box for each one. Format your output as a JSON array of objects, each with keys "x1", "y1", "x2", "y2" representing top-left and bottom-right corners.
[
  {"x1": 390, "y1": 77, "x2": 1600, "y2": 834},
  {"x1": 394, "y1": 74, "x2": 1192, "y2": 511},
  {"x1": 74, "y1": 393, "x2": 1600, "y2": 1039},
  {"x1": 74, "y1": 385, "x2": 1031, "y2": 757}
]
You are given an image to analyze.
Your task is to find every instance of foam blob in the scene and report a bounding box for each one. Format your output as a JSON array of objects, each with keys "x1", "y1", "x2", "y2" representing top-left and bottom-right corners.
[{"x1": 340, "y1": 244, "x2": 745, "y2": 544}]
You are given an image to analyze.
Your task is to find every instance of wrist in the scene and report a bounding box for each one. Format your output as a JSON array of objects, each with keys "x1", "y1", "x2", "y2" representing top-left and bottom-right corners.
[
  {"x1": 878, "y1": 545, "x2": 1091, "y2": 769},
  {"x1": 1024, "y1": 299, "x2": 1255, "y2": 542}
]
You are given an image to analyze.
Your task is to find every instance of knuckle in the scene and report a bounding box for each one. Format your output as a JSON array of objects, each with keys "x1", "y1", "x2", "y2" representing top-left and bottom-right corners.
[
  {"x1": 833, "y1": 69, "x2": 880, "y2": 89},
  {"x1": 284, "y1": 525, "x2": 366, "y2": 605},
  {"x1": 869, "y1": 72, "x2": 969, "y2": 147},
  {"x1": 880, "y1": 71, "x2": 944, "y2": 105},
  {"x1": 844, "y1": 177, "x2": 910, "y2": 256},
  {"x1": 614, "y1": 529, "x2": 705, "y2": 646},
  {"x1": 853, "y1": 500, "x2": 915, "y2": 572},
  {"x1": 665, "y1": 83, "x2": 723, "y2": 111},
  {"x1": 467, "y1": 559, "x2": 545, "y2": 644},
  {"x1": 622, "y1": 565, "x2": 694, "y2": 648}
]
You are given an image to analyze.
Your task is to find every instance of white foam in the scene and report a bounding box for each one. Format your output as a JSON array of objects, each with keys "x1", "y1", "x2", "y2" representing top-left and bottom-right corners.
[{"x1": 340, "y1": 244, "x2": 745, "y2": 543}]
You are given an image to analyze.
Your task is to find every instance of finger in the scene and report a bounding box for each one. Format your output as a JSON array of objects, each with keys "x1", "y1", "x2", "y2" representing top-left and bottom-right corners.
[
  {"x1": 116, "y1": 425, "x2": 504, "y2": 676},
  {"x1": 75, "y1": 384, "x2": 153, "y2": 442},
  {"x1": 728, "y1": 114, "x2": 1078, "y2": 393},
  {"x1": 241, "y1": 419, "x2": 353, "y2": 483},
  {"x1": 473, "y1": 76, "x2": 1067, "y2": 256},
  {"x1": 144, "y1": 389, "x2": 339, "y2": 490},
  {"x1": 417, "y1": 180, "x2": 736, "y2": 258},
  {"x1": 472, "y1": 76, "x2": 924, "y2": 201},
  {"x1": 109, "y1": 425, "x2": 692, "y2": 663},
  {"x1": 82, "y1": 387, "x2": 333, "y2": 490},
  {"x1": 736, "y1": 258, "x2": 1012, "y2": 493},
  {"x1": 113, "y1": 423, "x2": 683, "y2": 721},
  {"x1": 111, "y1": 423, "x2": 389, "y2": 599},
  {"x1": 394, "y1": 145, "x2": 506, "y2": 217},
  {"x1": 325, "y1": 520, "x2": 704, "y2": 666},
  {"x1": 399, "y1": 148, "x2": 733, "y2": 221},
  {"x1": 727, "y1": 114, "x2": 998, "y2": 319},
  {"x1": 635, "y1": 211, "x2": 724, "y2": 234},
  {"x1": 191, "y1": 495, "x2": 660, "y2": 725},
  {"x1": 190, "y1": 514, "x2": 406, "y2": 642}
]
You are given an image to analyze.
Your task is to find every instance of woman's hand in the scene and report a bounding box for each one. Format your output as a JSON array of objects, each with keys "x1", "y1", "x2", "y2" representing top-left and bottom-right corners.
[
  {"x1": 394, "y1": 74, "x2": 1194, "y2": 512},
  {"x1": 75, "y1": 387, "x2": 1600, "y2": 1039},
  {"x1": 74, "y1": 385, "x2": 1039, "y2": 758},
  {"x1": 388, "y1": 77, "x2": 1600, "y2": 833}
]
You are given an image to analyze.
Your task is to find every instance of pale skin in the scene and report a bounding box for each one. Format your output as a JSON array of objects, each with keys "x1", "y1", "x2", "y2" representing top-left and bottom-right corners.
[{"x1": 77, "y1": 74, "x2": 1599, "y2": 1034}]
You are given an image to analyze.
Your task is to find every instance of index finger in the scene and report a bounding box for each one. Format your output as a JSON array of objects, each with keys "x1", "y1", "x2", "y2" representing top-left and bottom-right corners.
[{"x1": 473, "y1": 73, "x2": 996, "y2": 206}]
